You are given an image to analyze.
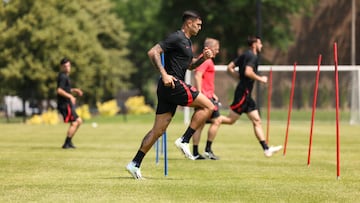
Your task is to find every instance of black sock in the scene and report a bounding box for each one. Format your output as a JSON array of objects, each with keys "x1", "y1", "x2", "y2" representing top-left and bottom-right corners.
[
  {"x1": 205, "y1": 141, "x2": 212, "y2": 152},
  {"x1": 133, "y1": 150, "x2": 145, "y2": 167},
  {"x1": 193, "y1": 145, "x2": 199, "y2": 156},
  {"x1": 181, "y1": 127, "x2": 195, "y2": 143},
  {"x1": 260, "y1": 140, "x2": 269, "y2": 150},
  {"x1": 65, "y1": 137, "x2": 72, "y2": 144}
]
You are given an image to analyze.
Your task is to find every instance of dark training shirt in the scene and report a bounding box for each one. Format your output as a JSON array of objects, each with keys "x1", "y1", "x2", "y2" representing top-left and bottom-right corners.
[
  {"x1": 57, "y1": 72, "x2": 71, "y2": 107},
  {"x1": 159, "y1": 30, "x2": 193, "y2": 81},
  {"x1": 233, "y1": 50, "x2": 259, "y2": 93}
]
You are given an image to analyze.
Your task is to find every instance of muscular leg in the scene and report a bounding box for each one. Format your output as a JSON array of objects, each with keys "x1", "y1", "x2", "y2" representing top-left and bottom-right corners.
[
  {"x1": 246, "y1": 110, "x2": 283, "y2": 156},
  {"x1": 130, "y1": 112, "x2": 173, "y2": 169},
  {"x1": 220, "y1": 109, "x2": 239, "y2": 125},
  {"x1": 139, "y1": 112, "x2": 173, "y2": 153},
  {"x1": 188, "y1": 93, "x2": 214, "y2": 130},
  {"x1": 246, "y1": 110, "x2": 265, "y2": 141},
  {"x1": 67, "y1": 118, "x2": 82, "y2": 138},
  {"x1": 192, "y1": 123, "x2": 205, "y2": 156},
  {"x1": 192, "y1": 123, "x2": 205, "y2": 146},
  {"x1": 207, "y1": 117, "x2": 221, "y2": 142}
]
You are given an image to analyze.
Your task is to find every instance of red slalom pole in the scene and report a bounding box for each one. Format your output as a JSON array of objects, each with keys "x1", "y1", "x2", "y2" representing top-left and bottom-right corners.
[
  {"x1": 307, "y1": 55, "x2": 322, "y2": 166},
  {"x1": 266, "y1": 67, "x2": 273, "y2": 144},
  {"x1": 334, "y1": 43, "x2": 340, "y2": 179},
  {"x1": 283, "y1": 62, "x2": 297, "y2": 156}
]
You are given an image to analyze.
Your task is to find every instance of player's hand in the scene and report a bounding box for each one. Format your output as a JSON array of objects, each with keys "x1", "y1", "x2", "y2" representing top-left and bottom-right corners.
[
  {"x1": 70, "y1": 95, "x2": 76, "y2": 105},
  {"x1": 74, "y1": 88, "x2": 83, "y2": 96},
  {"x1": 260, "y1": 75, "x2": 268, "y2": 84},
  {"x1": 203, "y1": 47, "x2": 214, "y2": 59},
  {"x1": 162, "y1": 74, "x2": 177, "y2": 88}
]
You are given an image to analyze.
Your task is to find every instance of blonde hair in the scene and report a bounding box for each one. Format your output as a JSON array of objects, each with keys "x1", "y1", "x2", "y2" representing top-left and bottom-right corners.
[{"x1": 204, "y1": 38, "x2": 219, "y2": 48}]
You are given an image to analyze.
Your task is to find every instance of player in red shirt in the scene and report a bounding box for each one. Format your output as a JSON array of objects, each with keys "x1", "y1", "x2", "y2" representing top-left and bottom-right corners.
[{"x1": 192, "y1": 38, "x2": 231, "y2": 160}]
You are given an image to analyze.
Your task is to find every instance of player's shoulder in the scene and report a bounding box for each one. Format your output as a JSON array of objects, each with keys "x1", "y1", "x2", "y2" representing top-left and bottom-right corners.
[{"x1": 58, "y1": 72, "x2": 68, "y2": 79}]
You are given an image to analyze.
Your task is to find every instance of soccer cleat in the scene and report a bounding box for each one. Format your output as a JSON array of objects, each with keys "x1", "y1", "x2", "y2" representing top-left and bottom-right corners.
[
  {"x1": 175, "y1": 137, "x2": 195, "y2": 160},
  {"x1": 68, "y1": 141, "x2": 76, "y2": 148},
  {"x1": 194, "y1": 154, "x2": 206, "y2": 160},
  {"x1": 62, "y1": 143, "x2": 75, "y2": 149},
  {"x1": 203, "y1": 151, "x2": 219, "y2": 160},
  {"x1": 126, "y1": 162, "x2": 143, "y2": 180},
  {"x1": 264, "y1": 145, "x2": 283, "y2": 157}
]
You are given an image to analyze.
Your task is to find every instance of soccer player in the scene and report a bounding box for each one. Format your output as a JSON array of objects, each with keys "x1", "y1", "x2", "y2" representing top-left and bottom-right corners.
[
  {"x1": 192, "y1": 38, "x2": 231, "y2": 160},
  {"x1": 56, "y1": 57, "x2": 83, "y2": 149},
  {"x1": 126, "y1": 10, "x2": 215, "y2": 179},
  {"x1": 224, "y1": 36, "x2": 282, "y2": 157}
]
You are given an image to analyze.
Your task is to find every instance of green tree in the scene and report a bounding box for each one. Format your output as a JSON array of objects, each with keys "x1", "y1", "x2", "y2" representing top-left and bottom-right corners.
[
  {"x1": 157, "y1": 0, "x2": 316, "y2": 63},
  {"x1": 0, "y1": 0, "x2": 135, "y2": 106},
  {"x1": 112, "y1": 0, "x2": 316, "y2": 105},
  {"x1": 112, "y1": 0, "x2": 162, "y2": 104}
]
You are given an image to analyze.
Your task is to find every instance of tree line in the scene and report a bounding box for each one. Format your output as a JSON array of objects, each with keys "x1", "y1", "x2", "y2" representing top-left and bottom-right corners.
[{"x1": 0, "y1": 0, "x2": 316, "y2": 109}]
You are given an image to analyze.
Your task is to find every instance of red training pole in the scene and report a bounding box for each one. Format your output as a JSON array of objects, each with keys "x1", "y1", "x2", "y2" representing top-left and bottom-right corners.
[
  {"x1": 334, "y1": 43, "x2": 340, "y2": 179},
  {"x1": 266, "y1": 67, "x2": 273, "y2": 144},
  {"x1": 283, "y1": 62, "x2": 297, "y2": 156},
  {"x1": 307, "y1": 54, "x2": 322, "y2": 166}
]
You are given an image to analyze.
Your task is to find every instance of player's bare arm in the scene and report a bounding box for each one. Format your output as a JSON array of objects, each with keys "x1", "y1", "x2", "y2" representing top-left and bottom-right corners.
[
  {"x1": 148, "y1": 44, "x2": 176, "y2": 88},
  {"x1": 71, "y1": 88, "x2": 83, "y2": 96},
  {"x1": 227, "y1": 61, "x2": 240, "y2": 81},
  {"x1": 57, "y1": 88, "x2": 76, "y2": 104},
  {"x1": 245, "y1": 66, "x2": 268, "y2": 83},
  {"x1": 189, "y1": 47, "x2": 213, "y2": 70},
  {"x1": 194, "y1": 71, "x2": 203, "y2": 91}
]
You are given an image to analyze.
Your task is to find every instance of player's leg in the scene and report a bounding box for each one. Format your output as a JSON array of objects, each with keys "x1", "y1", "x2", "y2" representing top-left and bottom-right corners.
[
  {"x1": 65, "y1": 117, "x2": 82, "y2": 148},
  {"x1": 127, "y1": 112, "x2": 173, "y2": 179},
  {"x1": 139, "y1": 112, "x2": 173, "y2": 153},
  {"x1": 175, "y1": 93, "x2": 214, "y2": 160},
  {"x1": 62, "y1": 104, "x2": 82, "y2": 149},
  {"x1": 247, "y1": 109, "x2": 282, "y2": 157},
  {"x1": 203, "y1": 116, "x2": 221, "y2": 160},
  {"x1": 188, "y1": 93, "x2": 214, "y2": 130},
  {"x1": 192, "y1": 122, "x2": 206, "y2": 159},
  {"x1": 219, "y1": 109, "x2": 239, "y2": 125},
  {"x1": 246, "y1": 109, "x2": 265, "y2": 141}
]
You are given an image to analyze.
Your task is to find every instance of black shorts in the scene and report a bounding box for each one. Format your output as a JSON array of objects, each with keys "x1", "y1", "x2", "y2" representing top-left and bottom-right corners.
[
  {"x1": 156, "y1": 78, "x2": 199, "y2": 116},
  {"x1": 58, "y1": 103, "x2": 79, "y2": 123},
  {"x1": 195, "y1": 97, "x2": 220, "y2": 122},
  {"x1": 230, "y1": 88, "x2": 257, "y2": 115}
]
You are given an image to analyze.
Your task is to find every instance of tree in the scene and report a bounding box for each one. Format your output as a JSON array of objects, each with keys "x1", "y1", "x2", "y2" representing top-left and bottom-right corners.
[
  {"x1": 0, "y1": 0, "x2": 135, "y2": 107},
  {"x1": 111, "y1": 0, "x2": 316, "y2": 105},
  {"x1": 112, "y1": 0, "x2": 162, "y2": 104},
  {"x1": 157, "y1": 0, "x2": 316, "y2": 63}
]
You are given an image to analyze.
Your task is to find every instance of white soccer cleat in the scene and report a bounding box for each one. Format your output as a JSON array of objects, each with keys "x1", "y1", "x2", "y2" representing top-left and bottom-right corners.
[
  {"x1": 126, "y1": 161, "x2": 143, "y2": 179},
  {"x1": 264, "y1": 145, "x2": 283, "y2": 157},
  {"x1": 175, "y1": 137, "x2": 195, "y2": 160}
]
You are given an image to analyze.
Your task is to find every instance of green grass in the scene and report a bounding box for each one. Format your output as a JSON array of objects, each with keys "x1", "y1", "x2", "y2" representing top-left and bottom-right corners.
[{"x1": 0, "y1": 110, "x2": 359, "y2": 202}]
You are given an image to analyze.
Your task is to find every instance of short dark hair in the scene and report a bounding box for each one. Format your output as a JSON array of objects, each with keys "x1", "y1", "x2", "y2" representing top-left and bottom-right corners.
[
  {"x1": 60, "y1": 57, "x2": 70, "y2": 65},
  {"x1": 247, "y1": 36, "x2": 261, "y2": 47},
  {"x1": 182, "y1": 10, "x2": 201, "y2": 22}
]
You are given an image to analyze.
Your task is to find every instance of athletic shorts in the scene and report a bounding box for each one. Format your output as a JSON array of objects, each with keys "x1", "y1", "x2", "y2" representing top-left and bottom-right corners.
[
  {"x1": 58, "y1": 103, "x2": 79, "y2": 123},
  {"x1": 156, "y1": 78, "x2": 199, "y2": 116},
  {"x1": 230, "y1": 88, "x2": 257, "y2": 115},
  {"x1": 195, "y1": 97, "x2": 220, "y2": 122}
]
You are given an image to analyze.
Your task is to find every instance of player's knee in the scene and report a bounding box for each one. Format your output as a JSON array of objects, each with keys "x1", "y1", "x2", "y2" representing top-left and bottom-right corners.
[
  {"x1": 213, "y1": 117, "x2": 222, "y2": 126},
  {"x1": 252, "y1": 118, "x2": 261, "y2": 126},
  {"x1": 73, "y1": 118, "x2": 82, "y2": 127},
  {"x1": 228, "y1": 118, "x2": 237, "y2": 125}
]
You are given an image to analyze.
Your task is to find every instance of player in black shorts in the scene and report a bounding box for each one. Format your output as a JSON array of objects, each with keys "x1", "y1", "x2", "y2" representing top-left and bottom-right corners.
[
  {"x1": 222, "y1": 36, "x2": 283, "y2": 157},
  {"x1": 126, "y1": 10, "x2": 215, "y2": 179},
  {"x1": 57, "y1": 58, "x2": 83, "y2": 149}
]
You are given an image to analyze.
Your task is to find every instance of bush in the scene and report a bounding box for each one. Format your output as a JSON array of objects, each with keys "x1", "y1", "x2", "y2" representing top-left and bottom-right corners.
[
  {"x1": 96, "y1": 99, "x2": 120, "y2": 116},
  {"x1": 26, "y1": 109, "x2": 59, "y2": 125},
  {"x1": 125, "y1": 96, "x2": 153, "y2": 115}
]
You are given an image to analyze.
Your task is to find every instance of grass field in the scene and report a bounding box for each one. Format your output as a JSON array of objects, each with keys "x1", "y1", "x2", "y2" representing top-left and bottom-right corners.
[{"x1": 0, "y1": 110, "x2": 359, "y2": 202}]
